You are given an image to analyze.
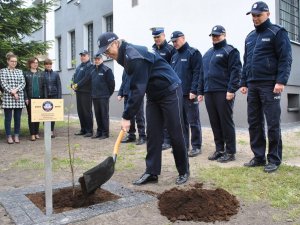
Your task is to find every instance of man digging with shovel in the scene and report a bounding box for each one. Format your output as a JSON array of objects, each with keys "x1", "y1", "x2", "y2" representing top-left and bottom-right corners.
[{"x1": 97, "y1": 32, "x2": 190, "y2": 186}]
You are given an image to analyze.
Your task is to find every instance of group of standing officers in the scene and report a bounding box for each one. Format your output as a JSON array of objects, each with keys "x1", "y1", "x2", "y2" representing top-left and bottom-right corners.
[{"x1": 74, "y1": 1, "x2": 292, "y2": 185}]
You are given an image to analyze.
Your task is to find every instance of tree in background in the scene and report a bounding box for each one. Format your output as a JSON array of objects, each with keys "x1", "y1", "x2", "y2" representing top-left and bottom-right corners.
[{"x1": 0, "y1": 0, "x2": 54, "y2": 69}]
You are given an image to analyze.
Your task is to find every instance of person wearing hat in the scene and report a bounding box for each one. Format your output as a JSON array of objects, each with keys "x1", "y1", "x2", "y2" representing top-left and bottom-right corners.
[
  {"x1": 170, "y1": 31, "x2": 202, "y2": 158},
  {"x1": 198, "y1": 25, "x2": 242, "y2": 163},
  {"x1": 97, "y1": 32, "x2": 189, "y2": 185},
  {"x1": 89, "y1": 54, "x2": 115, "y2": 139},
  {"x1": 151, "y1": 27, "x2": 177, "y2": 151},
  {"x1": 71, "y1": 50, "x2": 94, "y2": 137},
  {"x1": 240, "y1": 1, "x2": 292, "y2": 172},
  {"x1": 118, "y1": 70, "x2": 147, "y2": 145}
]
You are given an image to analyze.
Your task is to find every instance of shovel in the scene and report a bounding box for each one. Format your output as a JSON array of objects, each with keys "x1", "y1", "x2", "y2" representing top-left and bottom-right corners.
[{"x1": 79, "y1": 130, "x2": 125, "y2": 196}]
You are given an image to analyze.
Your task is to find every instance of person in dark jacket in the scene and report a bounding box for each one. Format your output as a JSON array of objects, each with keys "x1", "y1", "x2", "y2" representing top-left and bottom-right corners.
[
  {"x1": 97, "y1": 32, "x2": 189, "y2": 185},
  {"x1": 118, "y1": 70, "x2": 146, "y2": 145},
  {"x1": 240, "y1": 1, "x2": 292, "y2": 173},
  {"x1": 170, "y1": 31, "x2": 202, "y2": 158},
  {"x1": 151, "y1": 27, "x2": 177, "y2": 150},
  {"x1": 24, "y1": 57, "x2": 48, "y2": 141},
  {"x1": 71, "y1": 50, "x2": 94, "y2": 137},
  {"x1": 44, "y1": 58, "x2": 62, "y2": 138},
  {"x1": 198, "y1": 25, "x2": 242, "y2": 163},
  {"x1": 90, "y1": 54, "x2": 115, "y2": 139}
]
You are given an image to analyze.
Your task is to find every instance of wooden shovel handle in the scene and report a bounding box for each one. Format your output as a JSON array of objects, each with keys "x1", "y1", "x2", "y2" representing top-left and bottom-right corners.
[{"x1": 113, "y1": 130, "x2": 126, "y2": 155}]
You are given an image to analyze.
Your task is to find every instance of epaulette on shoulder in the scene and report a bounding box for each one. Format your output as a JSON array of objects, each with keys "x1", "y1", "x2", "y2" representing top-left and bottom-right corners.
[
  {"x1": 246, "y1": 30, "x2": 256, "y2": 39},
  {"x1": 126, "y1": 45, "x2": 144, "y2": 60},
  {"x1": 102, "y1": 64, "x2": 111, "y2": 72},
  {"x1": 268, "y1": 24, "x2": 282, "y2": 35},
  {"x1": 223, "y1": 45, "x2": 235, "y2": 55},
  {"x1": 188, "y1": 46, "x2": 198, "y2": 55}
]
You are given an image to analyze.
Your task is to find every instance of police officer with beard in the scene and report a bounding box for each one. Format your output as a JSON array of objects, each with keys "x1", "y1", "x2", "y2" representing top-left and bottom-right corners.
[{"x1": 97, "y1": 32, "x2": 189, "y2": 185}]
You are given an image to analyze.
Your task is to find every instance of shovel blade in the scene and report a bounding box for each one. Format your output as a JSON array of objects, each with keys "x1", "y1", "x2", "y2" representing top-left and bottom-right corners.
[{"x1": 80, "y1": 156, "x2": 115, "y2": 195}]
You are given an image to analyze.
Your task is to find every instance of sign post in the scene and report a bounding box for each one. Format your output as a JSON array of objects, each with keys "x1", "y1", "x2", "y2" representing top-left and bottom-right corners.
[{"x1": 31, "y1": 99, "x2": 64, "y2": 216}]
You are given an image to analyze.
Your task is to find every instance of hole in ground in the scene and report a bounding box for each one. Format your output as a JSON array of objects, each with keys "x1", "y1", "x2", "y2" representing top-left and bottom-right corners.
[{"x1": 26, "y1": 185, "x2": 120, "y2": 214}]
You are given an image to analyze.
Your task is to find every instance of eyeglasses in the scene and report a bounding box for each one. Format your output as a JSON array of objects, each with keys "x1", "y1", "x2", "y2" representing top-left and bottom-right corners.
[
  {"x1": 9, "y1": 61, "x2": 17, "y2": 63},
  {"x1": 104, "y1": 41, "x2": 114, "y2": 55}
]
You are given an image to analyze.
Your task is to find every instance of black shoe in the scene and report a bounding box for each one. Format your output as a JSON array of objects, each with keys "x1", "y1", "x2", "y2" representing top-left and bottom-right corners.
[
  {"x1": 83, "y1": 133, "x2": 93, "y2": 137},
  {"x1": 91, "y1": 134, "x2": 102, "y2": 139},
  {"x1": 208, "y1": 151, "x2": 224, "y2": 160},
  {"x1": 132, "y1": 173, "x2": 158, "y2": 185},
  {"x1": 264, "y1": 163, "x2": 279, "y2": 173},
  {"x1": 99, "y1": 135, "x2": 109, "y2": 140},
  {"x1": 175, "y1": 173, "x2": 189, "y2": 185},
  {"x1": 217, "y1": 153, "x2": 236, "y2": 163},
  {"x1": 75, "y1": 131, "x2": 86, "y2": 135},
  {"x1": 136, "y1": 137, "x2": 146, "y2": 145},
  {"x1": 162, "y1": 143, "x2": 171, "y2": 150},
  {"x1": 188, "y1": 148, "x2": 201, "y2": 157},
  {"x1": 244, "y1": 158, "x2": 266, "y2": 167},
  {"x1": 121, "y1": 136, "x2": 136, "y2": 143}
]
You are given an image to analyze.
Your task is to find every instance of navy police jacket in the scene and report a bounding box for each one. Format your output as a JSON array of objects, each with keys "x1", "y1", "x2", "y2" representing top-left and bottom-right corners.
[
  {"x1": 44, "y1": 69, "x2": 62, "y2": 98},
  {"x1": 72, "y1": 60, "x2": 93, "y2": 93},
  {"x1": 117, "y1": 41, "x2": 182, "y2": 120},
  {"x1": 118, "y1": 70, "x2": 131, "y2": 97},
  {"x1": 241, "y1": 19, "x2": 292, "y2": 87},
  {"x1": 90, "y1": 63, "x2": 115, "y2": 99},
  {"x1": 152, "y1": 40, "x2": 176, "y2": 64},
  {"x1": 198, "y1": 40, "x2": 241, "y2": 95},
  {"x1": 171, "y1": 42, "x2": 202, "y2": 96}
]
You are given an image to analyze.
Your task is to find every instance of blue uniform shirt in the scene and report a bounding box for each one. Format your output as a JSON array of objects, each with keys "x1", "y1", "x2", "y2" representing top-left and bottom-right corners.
[
  {"x1": 116, "y1": 41, "x2": 181, "y2": 120},
  {"x1": 241, "y1": 19, "x2": 292, "y2": 87},
  {"x1": 152, "y1": 40, "x2": 176, "y2": 64},
  {"x1": 198, "y1": 39, "x2": 241, "y2": 95}
]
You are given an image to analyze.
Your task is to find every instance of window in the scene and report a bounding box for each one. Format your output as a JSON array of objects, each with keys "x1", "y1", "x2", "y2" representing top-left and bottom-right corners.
[
  {"x1": 279, "y1": 0, "x2": 300, "y2": 42},
  {"x1": 70, "y1": 31, "x2": 76, "y2": 68},
  {"x1": 106, "y1": 15, "x2": 113, "y2": 32},
  {"x1": 56, "y1": 36, "x2": 62, "y2": 71},
  {"x1": 54, "y1": 0, "x2": 61, "y2": 10},
  {"x1": 87, "y1": 23, "x2": 94, "y2": 58},
  {"x1": 287, "y1": 94, "x2": 300, "y2": 112},
  {"x1": 132, "y1": 0, "x2": 138, "y2": 7}
]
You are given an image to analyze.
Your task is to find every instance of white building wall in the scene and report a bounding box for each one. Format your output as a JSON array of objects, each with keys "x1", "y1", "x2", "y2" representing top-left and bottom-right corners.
[{"x1": 113, "y1": 0, "x2": 276, "y2": 85}]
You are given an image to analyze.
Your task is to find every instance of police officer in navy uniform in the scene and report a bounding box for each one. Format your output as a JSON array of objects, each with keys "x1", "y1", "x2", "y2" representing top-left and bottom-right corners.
[
  {"x1": 90, "y1": 54, "x2": 115, "y2": 139},
  {"x1": 71, "y1": 50, "x2": 94, "y2": 137},
  {"x1": 97, "y1": 32, "x2": 189, "y2": 185},
  {"x1": 151, "y1": 27, "x2": 177, "y2": 150},
  {"x1": 198, "y1": 25, "x2": 242, "y2": 163},
  {"x1": 118, "y1": 70, "x2": 146, "y2": 145},
  {"x1": 241, "y1": 1, "x2": 292, "y2": 172},
  {"x1": 170, "y1": 31, "x2": 202, "y2": 157}
]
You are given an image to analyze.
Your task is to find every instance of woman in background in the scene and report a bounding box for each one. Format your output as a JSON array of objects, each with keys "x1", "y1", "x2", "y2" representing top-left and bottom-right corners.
[
  {"x1": 43, "y1": 58, "x2": 62, "y2": 138},
  {"x1": 24, "y1": 57, "x2": 47, "y2": 141},
  {"x1": 0, "y1": 52, "x2": 26, "y2": 144}
]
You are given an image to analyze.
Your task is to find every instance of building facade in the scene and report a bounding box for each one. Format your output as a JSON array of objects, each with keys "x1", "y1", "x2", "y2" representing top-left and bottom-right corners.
[{"x1": 29, "y1": 0, "x2": 300, "y2": 127}]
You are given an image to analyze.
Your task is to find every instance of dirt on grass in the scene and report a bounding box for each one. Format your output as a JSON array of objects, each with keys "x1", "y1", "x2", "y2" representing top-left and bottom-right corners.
[{"x1": 0, "y1": 119, "x2": 300, "y2": 225}]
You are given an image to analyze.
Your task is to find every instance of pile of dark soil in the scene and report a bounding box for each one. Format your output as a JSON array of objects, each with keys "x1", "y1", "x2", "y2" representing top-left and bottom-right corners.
[
  {"x1": 26, "y1": 185, "x2": 120, "y2": 214},
  {"x1": 158, "y1": 183, "x2": 239, "y2": 222}
]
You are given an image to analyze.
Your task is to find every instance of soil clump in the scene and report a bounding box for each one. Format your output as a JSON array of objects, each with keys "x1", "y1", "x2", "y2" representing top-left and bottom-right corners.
[{"x1": 158, "y1": 183, "x2": 239, "y2": 222}]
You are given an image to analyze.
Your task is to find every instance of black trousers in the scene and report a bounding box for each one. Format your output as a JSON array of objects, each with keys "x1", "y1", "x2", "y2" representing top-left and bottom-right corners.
[
  {"x1": 124, "y1": 96, "x2": 146, "y2": 138},
  {"x1": 93, "y1": 98, "x2": 110, "y2": 137},
  {"x1": 182, "y1": 96, "x2": 202, "y2": 149},
  {"x1": 145, "y1": 86, "x2": 189, "y2": 175},
  {"x1": 76, "y1": 92, "x2": 93, "y2": 134},
  {"x1": 26, "y1": 100, "x2": 40, "y2": 135},
  {"x1": 247, "y1": 81, "x2": 282, "y2": 165},
  {"x1": 205, "y1": 92, "x2": 236, "y2": 154}
]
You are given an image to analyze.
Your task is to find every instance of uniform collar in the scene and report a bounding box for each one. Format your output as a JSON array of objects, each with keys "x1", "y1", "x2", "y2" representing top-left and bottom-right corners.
[
  {"x1": 213, "y1": 39, "x2": 227, "y2": 49},
  {"x1": 117, "y1": 41, "x2": 128, "y2": 67},
  {"x1": 152, "y1": 40, "x2": 168, "y2": 50},
  {"x1": 255, "y1": 18, "x2": 271, "y2": 32},
  {"x1": 178, "y1": 42, "x2": 189, "y2": 53}
]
